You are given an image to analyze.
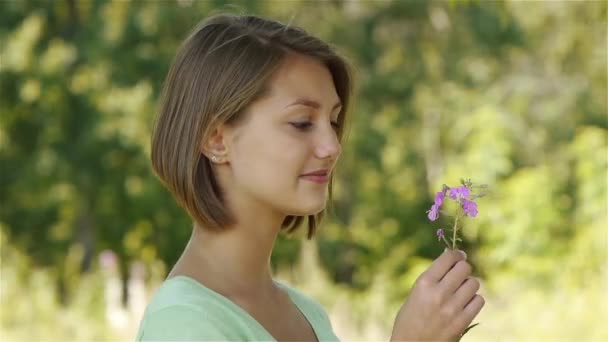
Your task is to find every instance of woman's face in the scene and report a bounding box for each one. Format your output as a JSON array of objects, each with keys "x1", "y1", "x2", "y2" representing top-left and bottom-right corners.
[{"x1": 220, "y1": 53, "x2": 343, "y2": 217}]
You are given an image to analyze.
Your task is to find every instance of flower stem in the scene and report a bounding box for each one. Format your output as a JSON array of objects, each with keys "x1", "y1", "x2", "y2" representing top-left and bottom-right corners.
[
  {"x1": 451, "y1": 214, "x2": 460, "y2": 250},
  {"x1": 441, "y1": 235, "x2": 451, "y2": 249}
]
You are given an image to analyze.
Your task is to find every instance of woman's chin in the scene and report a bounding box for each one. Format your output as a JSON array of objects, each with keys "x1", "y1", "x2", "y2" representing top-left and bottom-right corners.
[{"x1": 285, "y1": 200, "x2": 327, "y2": 216}]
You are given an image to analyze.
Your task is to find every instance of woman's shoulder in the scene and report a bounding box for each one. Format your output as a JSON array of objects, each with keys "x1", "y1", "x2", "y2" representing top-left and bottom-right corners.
[
  {"x1": 136, "y1": 303, "x2": 233, "y2": 341},
  {"x1": 136, "y1": 276, "x2": 251, "y2": 341},
  {"x1": 142, "y1": 275, "x2": 218, "y2": 313}
]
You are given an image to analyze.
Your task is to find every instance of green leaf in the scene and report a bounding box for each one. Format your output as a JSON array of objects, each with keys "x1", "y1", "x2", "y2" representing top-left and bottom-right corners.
[{"x1": 460, "y1": 322, "x2": 480, "y2": 339}]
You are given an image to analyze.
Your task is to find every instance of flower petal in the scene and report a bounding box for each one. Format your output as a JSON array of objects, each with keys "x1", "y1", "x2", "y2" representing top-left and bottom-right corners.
[
  {"x1": 436, "y1": 228, "x2": 444, "y2": 241},
  {"x1": 427, "y1": 204, "x2": 440, "y2": 221},
  {"x1": 449, "y1": 188, "x2": 459, "y2": 199},
  {"x1": 458, "y1": 186, "x2": 471, "y2": 199},
  {"x1": 434, "y1": 191, "x2": 445, "y2": 206},
  {"x1": 462, "y1": 199, "x2": 478, "y2": 217}
]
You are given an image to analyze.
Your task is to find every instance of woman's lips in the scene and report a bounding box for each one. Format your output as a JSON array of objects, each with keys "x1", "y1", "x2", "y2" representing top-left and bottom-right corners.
[{"x1": 300, "y1": 174, "x2": 329, "y2": 184}]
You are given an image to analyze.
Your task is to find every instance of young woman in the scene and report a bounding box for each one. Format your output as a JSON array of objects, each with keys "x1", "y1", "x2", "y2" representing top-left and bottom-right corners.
[{"x1": 136, "y1": 13, "x2": 484, "y2": 341}]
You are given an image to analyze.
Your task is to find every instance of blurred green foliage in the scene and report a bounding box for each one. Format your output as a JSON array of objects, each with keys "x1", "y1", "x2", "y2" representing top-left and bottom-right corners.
[{"x1": 1, "y1": 0, "x2": 606, "y2": 340}]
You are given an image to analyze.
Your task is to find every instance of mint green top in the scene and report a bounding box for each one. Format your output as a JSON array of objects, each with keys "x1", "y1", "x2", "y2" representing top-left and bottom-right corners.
[{"x1": 136, "y1": 276, "x2": 339, "y2": 341}]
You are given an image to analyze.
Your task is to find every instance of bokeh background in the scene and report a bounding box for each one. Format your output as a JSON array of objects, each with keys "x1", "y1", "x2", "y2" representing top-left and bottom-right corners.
[{"x1": 1, "y1": 0, "x2": 606, "y2": 341}]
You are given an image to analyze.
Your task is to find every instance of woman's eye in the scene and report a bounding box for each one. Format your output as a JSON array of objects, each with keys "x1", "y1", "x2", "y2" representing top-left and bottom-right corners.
[
  {"x1": 291, "y1": 122, "x2": 313, "y2": 130},
  {"x1": 290, "y1": 121, "x2": 340, "y2": 131}
]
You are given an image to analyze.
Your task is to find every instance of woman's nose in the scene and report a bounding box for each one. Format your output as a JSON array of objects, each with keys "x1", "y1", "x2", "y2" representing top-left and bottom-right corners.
[{"x1": 315, "y1": 125, "x2": 341, "y2": 160}]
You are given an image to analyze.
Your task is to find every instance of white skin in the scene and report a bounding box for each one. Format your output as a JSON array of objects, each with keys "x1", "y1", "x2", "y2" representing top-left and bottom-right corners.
[{"x1": 168, "y1": 53, "x2": 484, "y2": 341}]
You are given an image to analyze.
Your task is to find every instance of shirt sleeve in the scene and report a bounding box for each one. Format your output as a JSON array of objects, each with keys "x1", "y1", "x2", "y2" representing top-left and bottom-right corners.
[{"x1": 137, "y1": 305, "x2": 235, "y2": 341}]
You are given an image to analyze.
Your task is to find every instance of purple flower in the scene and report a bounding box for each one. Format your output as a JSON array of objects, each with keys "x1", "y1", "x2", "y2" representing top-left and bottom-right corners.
[
  {"x1": 434, "y1": 191, "x2": 445, "y2": 207},
  {"x1": 436, "y1": 228, "x2": 444, "y2": 241},
  {"x1": 449, "y1": 187, "x2": 458, "y2": 199},
  {"x1": 428, "y1": 191, "x2": 446, "y2": 222},
  {"x1": 427, "y1": 204, "x2": 440, "y2": 221},
  {"x1": 458, "y1": 186, "x2": 470, "y2": 199},
  {"x1": 449, "y1": 186, "x2": 470, "y2": 200},
  {"x1": 462, "y1": 198, "x2": 478, "y2": 217}
]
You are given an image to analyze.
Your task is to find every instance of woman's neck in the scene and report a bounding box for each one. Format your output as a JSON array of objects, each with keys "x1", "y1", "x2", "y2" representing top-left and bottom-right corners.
[{"x1": 168, "y1": 218, "x2": 284, "y2": 300}]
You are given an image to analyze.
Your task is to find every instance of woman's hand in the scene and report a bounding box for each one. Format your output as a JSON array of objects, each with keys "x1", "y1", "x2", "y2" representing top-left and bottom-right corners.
[{"x1": 390, "y1": 249, "x2": 485, "y2": 341}]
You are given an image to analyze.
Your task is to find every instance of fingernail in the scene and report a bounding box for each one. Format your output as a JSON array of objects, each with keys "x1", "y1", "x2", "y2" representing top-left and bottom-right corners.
[{"x1": 458, "y1": 250, "x2": 467, "y2": 259}]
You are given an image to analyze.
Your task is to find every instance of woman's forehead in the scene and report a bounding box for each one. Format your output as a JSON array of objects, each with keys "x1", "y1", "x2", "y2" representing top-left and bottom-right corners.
[{"x1": 265, "y1": 56, "x2": 340, "y2": 110}]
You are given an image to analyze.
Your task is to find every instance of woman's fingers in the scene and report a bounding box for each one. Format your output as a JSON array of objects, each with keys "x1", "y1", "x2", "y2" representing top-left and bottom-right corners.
[
  {"x1": 449, "y1": 294, "x2": 485, "y2": 336},
  {"x1": 450, "y1": 277, "x2": 481, "y2": 310},
  {"x1": 437, "y1": 260, "x2": 472, "y2": 296},
  {"x1": 423, "y1": 249, "x2": 467, "y2": 283}
]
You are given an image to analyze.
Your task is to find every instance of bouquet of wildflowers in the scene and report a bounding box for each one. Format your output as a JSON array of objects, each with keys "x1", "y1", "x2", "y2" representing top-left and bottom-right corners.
[{"x1": 426, "y1": 178, "x2": 488, "y2": 339}]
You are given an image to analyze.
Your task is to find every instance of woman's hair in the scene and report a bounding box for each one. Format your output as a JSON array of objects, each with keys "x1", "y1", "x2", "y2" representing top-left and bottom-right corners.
[{"x1": 151, "y1": 14, "x2": 353, "y2": 239}]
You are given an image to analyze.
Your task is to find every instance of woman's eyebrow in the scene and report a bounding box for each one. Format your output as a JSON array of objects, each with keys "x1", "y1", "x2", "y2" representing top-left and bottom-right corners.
[{"x1": 284, "y1": 98, "x2": 342, "y2": 112}]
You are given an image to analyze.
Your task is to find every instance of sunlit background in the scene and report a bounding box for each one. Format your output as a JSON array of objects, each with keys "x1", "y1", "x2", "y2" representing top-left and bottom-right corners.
[{"x1": 1, "y1": 0, "x2": 606, "y2": 341}]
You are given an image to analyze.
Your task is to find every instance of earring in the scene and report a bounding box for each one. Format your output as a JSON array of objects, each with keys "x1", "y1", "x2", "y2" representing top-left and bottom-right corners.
[{"x1": 211, "y1": 155, "x2": 218, "y2": 162}]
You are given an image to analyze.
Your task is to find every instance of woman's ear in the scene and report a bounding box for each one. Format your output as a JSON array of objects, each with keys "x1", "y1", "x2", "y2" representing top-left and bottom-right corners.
[{"x1": 201, "y1": 125, "x2": 230, "y2": 164}]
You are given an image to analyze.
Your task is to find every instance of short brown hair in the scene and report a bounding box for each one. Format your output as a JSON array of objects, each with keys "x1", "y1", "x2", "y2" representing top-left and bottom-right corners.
[{"x1": 151, "y1": 14, "x2": 353, "y2": 239}]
